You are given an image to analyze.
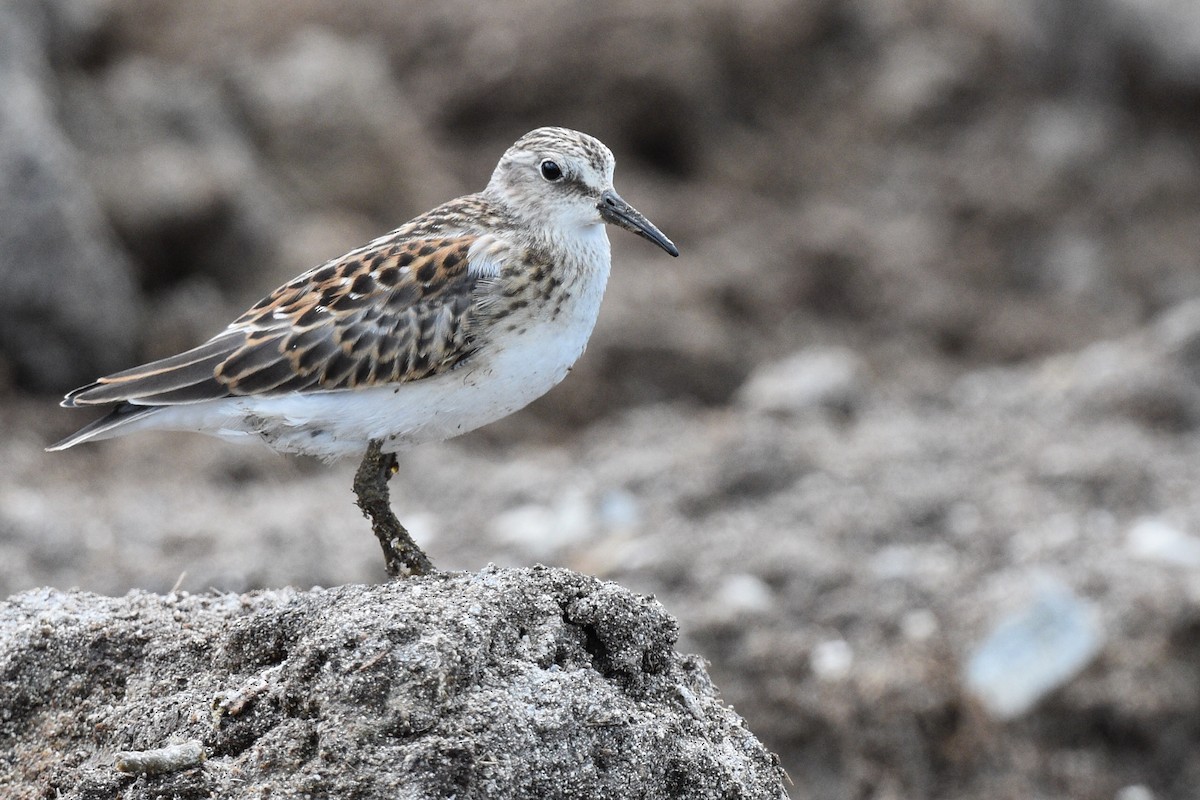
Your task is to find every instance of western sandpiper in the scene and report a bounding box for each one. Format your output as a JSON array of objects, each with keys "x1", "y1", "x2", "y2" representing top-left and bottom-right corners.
[{"x1": 49, "y1": 126, "x2": 678, "y2": 578}]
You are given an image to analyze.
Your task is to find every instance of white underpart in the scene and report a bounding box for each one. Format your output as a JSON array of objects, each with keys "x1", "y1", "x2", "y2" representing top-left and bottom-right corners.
[{"x1": 130, "y1": 224, "x2": 613, "y2": 460}]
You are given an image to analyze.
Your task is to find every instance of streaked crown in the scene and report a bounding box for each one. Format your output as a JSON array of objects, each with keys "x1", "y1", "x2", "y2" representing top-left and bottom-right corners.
[
  {"x1": 484, "y1": 126, "x2": 678, "y2": 258},
  {"x1": 485, "y1": 126, "x2": 617, "y2": 230}
]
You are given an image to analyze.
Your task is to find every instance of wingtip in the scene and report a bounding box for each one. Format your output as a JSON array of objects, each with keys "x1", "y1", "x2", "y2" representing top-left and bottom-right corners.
[
  {"x1": 46, "y1": 403, "x2": 160, "y2": 453},
  {"x1": 45, "y1": 429, "x2": 84, "y2": 452},
  {"x1": 60, "y1": 381, "x2": 103, "y2": 408}
]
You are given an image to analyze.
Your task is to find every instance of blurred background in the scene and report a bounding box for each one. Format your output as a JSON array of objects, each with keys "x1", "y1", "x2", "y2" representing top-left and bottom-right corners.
[{"x1": 4, "y1": 0, "x2": 1200, "y2": 797}]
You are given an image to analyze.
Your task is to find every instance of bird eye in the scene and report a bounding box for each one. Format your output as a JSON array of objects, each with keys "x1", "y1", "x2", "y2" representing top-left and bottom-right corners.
[{"x1": 539, "y1": 159, "x2": 563, "y2": 182}]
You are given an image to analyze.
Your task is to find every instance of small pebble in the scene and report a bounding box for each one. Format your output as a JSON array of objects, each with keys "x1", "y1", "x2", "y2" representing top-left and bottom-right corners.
[
  {"x1": 1126, "y1": 518, "x2": 1200, "y2": 568},
  {"x1": 736, "y1": 346, "x2": 867, "y2": 415},
  {"x1": 713, "y1": 573, "x2": 773, "y2": 616},
  {"x1": 115, "y1": 740, "x2": 205, "y2": 775},
  {"x1": 1115, "y1": 786, "x2": 1155, "y2": 800},
  {"x1": 810, "y1": 639, "x2": 853, "y2": 682}
]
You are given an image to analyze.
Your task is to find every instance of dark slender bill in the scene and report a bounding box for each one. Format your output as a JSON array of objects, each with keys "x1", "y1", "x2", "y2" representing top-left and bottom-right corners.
[{"x1": 598, "y1": 190, "x2": 679, "y2": 257}]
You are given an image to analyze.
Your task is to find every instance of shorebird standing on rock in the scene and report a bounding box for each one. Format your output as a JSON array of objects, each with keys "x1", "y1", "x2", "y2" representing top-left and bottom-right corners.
[{"x1": 49, "y1": 126, "x2": 679, "y2": 578}]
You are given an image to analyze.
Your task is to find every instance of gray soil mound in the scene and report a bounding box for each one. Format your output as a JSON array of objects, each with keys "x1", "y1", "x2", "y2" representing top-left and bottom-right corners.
[
  {"x1": 8, "y1": 0, "x2": 1200, "y2": 797},
  {"x1": 0, "y1": 566, "x2": 785, "y2": 799}
]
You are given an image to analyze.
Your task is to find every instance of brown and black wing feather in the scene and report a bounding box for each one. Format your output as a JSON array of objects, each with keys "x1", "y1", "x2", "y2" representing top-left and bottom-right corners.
[
  {"x1": 61, "y1": 234, "x2": 492, "y2": 410},
  {"x1": 216, "y1": 235, "x2": 484, "y2": 396}
]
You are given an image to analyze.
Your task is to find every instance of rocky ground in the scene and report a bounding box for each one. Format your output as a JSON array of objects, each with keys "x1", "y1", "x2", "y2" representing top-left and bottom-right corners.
[
  {"x1": 5, "y1": 0, "x2": 1200, "y2": 798},
  {"x1": 0, "y1": 569, "x2": 786, "y2": 799}
]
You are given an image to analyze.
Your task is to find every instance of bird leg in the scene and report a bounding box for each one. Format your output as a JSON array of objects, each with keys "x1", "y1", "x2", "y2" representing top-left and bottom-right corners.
[{"x1": 353, "y1": 439, "x2": 435, "y2": 578}]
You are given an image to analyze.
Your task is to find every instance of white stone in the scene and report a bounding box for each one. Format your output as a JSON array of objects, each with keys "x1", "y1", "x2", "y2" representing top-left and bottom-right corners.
[
  {"x1": 736, "y1": 346, "x2": 867, "y2": 415},
  {"x1": 713, "y1": 573, "x2": 774, "y2": 616},
  {"x1": 1126, "y1": 517, "x2": 1200, "y2": 568},
  {"x1": 489, "y1": 489, "x2": 594, "y2": 558},
  {"x1": 1115, "y1": 785, "x2": 1155, "y2": 800},
  {"x1": 810, "y1": 639, "x2": 854, "y2": 682}
]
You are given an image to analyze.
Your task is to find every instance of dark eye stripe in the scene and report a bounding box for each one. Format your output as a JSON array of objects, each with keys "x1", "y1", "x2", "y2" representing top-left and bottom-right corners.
[{"x1": 564, "y1": 175, "x2": 590, "y2": 194}]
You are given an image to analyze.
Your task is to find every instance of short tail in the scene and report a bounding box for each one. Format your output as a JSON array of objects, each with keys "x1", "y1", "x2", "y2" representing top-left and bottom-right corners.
[{"x1": 46, "y1": 403, "x2": 161, "y2": 451}]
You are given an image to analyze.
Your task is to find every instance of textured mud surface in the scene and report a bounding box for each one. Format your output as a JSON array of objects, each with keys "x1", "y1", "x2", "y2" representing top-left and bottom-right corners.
[
  {"x1": 5, "y1": 0, "x2": 1200, "y2": 798},
  {"x1": 0, "y1": 568, "x2": 785, "y2": 799}
]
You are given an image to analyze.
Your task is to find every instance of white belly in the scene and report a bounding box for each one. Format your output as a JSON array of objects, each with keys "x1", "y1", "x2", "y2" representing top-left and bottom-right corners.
[{"x1": 145, "y1": 256, "x2": 609, "y2": 460}]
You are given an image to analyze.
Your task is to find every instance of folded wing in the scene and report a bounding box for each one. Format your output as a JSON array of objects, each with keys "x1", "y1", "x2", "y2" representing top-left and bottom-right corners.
[{"x1": 62, "y1": 234, "x2": 495, "y2": 410}]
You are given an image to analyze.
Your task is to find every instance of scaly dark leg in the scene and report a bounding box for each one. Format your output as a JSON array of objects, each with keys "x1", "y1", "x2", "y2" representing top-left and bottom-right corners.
[{"x1": 352, "y1": 439, "x2": 435, "y2": 578}]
